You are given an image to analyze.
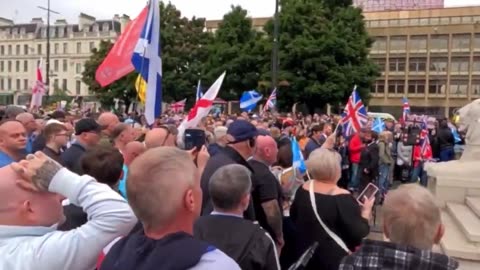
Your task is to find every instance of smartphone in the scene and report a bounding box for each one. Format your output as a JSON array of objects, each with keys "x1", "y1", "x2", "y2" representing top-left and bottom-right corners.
[
  {"x1": 357, "y1": 183, "x2": 379, "y2": 204},
  {"x1": 184, "y1": 129, "x2": 206, "y2": 151}
]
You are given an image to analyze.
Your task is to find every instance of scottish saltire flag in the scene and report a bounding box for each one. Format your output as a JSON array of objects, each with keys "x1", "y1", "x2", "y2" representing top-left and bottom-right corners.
[
  {"x1": 291, "y1": 137, "x2": 307, "y2": 174},
  {"x1": 240, "y1": 90, "x2": 262, "y2": 112},
  {"x1": 372, "y1": 117, "x2": 385, "y2": 133},
  {"x1": 451, "y1": 126, "x2": 462, "y2": 144},
  {"x1": 340, "y1": 86, "x2": 368, "y2": 137},
  {"x1": 262, "y1": 88, "x2": 277, "y2": 113},
  {"x1": 131, "y1": 0, "x2": 161, "y2": 125},
  {"x1": 402, "y1": 97, "x2": 410, "y2": 123},
  {"x1": 196, "y1": 80, "x2": 203, "y2": 102}
]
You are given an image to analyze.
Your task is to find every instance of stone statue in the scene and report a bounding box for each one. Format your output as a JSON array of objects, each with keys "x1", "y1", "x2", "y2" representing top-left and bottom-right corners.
[{"x1": 425, "y1": 99, "x2": 480, "y2": 179}]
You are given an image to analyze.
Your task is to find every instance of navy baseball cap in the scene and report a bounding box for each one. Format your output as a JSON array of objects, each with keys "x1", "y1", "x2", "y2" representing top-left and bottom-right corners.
[
  {"x1": 227, "y1": 120, "x2": 258, "y2": 143},
  {"x1": 75, "y1": 118, "x2": 103, "y2": 135}
]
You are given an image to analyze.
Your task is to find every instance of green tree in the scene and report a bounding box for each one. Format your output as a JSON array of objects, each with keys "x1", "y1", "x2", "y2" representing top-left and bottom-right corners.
[
  {"x1": 202, "y1": 6, "x2": 269, "y2": 101},
  {"x1": 82, "y1": 40, "x2": 137, "y2": 110},
  {"x1": 263, "y1": 0, "x2": 378, "y2": 112}
]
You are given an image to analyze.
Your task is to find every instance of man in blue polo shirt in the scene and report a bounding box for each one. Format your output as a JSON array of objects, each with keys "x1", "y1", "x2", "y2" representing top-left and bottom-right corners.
[{"x1": 0, "y1": 120, "x2": 27, "y2": 167}]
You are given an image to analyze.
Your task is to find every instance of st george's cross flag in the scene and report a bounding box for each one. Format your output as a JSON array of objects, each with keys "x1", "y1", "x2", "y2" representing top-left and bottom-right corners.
[
  {"x1": 30, "y1": 59, "x2": 45, "y2": 109},
  {"x1": 131, "y1": 0, "x2": 162, "y2": 125},
  {"x1": 177, "y1": 72, "x2": 226, "y2": 140}
]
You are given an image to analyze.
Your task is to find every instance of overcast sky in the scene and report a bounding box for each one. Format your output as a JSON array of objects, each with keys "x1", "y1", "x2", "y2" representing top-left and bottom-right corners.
[{"x1": 1, "y1": 0, "x2": 480, "y2": 23}]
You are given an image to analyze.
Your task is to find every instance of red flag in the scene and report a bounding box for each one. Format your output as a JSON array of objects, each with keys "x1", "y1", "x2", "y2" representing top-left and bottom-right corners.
[
  {"x1": 95, "y1": 7, "x2": 148, "y2": 87},
  {"x1": 30, "y1": 59, "x2": 45, "y2": 109}
]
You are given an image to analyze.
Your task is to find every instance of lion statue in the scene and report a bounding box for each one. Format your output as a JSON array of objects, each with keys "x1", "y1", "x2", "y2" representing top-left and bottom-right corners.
[{"x1": 425, "y1": 99, "x2": 480, "y2": 178}]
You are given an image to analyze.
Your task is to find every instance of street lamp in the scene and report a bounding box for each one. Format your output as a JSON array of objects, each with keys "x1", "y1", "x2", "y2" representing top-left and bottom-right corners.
[
  {"x1": 38, "y1": 0, "x2": 59, "y2": 101},
  {"x1": 271, "y1": 0, "x2": 280, "y2": 91}
]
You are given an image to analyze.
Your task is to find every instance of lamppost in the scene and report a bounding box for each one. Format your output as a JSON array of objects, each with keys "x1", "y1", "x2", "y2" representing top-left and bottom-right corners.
[
  {"x1": 271, "y1": 0, "x2": 280, "y2": 91},
  {"x1": 38, "y1": 0, "x2": 59, "y2": 102}
]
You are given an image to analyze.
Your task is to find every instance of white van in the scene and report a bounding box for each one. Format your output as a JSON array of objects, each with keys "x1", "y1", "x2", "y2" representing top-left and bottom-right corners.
[{"x1": 367, "y1": 112, "x2": 396, "y2": 121}]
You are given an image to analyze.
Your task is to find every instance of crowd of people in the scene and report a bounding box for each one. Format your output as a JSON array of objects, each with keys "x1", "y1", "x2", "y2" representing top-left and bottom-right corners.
[{"x1": 0, "y1": 105, "x2": 461, "y2": 269}]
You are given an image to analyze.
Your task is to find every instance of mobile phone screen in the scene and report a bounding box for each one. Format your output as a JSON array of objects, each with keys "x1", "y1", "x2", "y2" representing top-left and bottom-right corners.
[
  {"x1": 357, "y1": 183, "x2": 379, "y2": 204},
  {"x1": 184, "y1": 129, "x2": 206, "y2": 150}
]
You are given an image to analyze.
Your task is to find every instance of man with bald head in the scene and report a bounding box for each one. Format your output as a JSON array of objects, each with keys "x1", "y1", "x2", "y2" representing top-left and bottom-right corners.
[
  {"x1": 340, "y1": 184, "x2": 459, "y2": 269},
  {"x1": 0, "y1": 120, "x2": 27, "y2": 167},
  {"x1": 118, "y1": 141, "x2": 146, "y2": 199},
  {"x1": 100, "y1": 147, "x2": 239, "y2": 270},
  {"x1": 16, "y1": 112, "x2": 37, "y2": 153},
  {"x1": 0, "y1": 152, "x2": 136, "y2": 270},
  {"x1": 248, "y1": 135, "x2": 284, "y2": 252},
  {"x1": 144, "y1": 125, "x2": 177, "y2": 149},
  {"x1": 98, "y1": 112, "x2": 120, "y2": 146}
]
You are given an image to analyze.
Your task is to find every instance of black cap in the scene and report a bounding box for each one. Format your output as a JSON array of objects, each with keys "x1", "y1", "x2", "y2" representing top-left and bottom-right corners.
[
  {"x1": 75, "y1": 118, "x2": 103, "y2": 135},
  {"x1": 227, "y1": 120, "x2": 258, "y2": 143},
  {"x1": 48, "y1": 110, "x2": 66, "y2": 120}
]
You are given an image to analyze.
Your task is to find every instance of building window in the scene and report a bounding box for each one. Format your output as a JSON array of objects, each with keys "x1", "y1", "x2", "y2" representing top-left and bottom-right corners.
[
  {"x1": 407, "y1": 80, "x2": 426, "y2": 94},
  {"x1": 449, "y1": 80, "x2": 468, "y2": 97},
  {"x1": 63, "y1": 43, "x2": 68, "y2": 54},
  {"x1": 54, "y1": 43, "x2": 59, "y2": 54},
  {"x1": 389, "y1": 36, "x2": 407, "y2": 52},
  {"x1": 450, "y1": 57, "x2": 470, "y2": 73},
  {"x1": 428, "y1": 79, "x2": 446, "y2": 95},
  {"x1": 24, "y1": 45, "x2": 29, "y2": 55},
  {"x1": 473, "y1": 56, "x2": 480, "y2": 72},
  {"x1": 53, "y1": 79, "x2": 59, "y2": 90},
  {"x1": 475, "y1": 34, "x2": 480, "y2": 51},
  {"x1": 15, "y1": 61, "x2": 20, "y2": 72},
  {"x1": 24, "y1": 79, "x2": 28, "y2": 90},
  {"x1": 373, "y1": 80, "x2": 385, "y2": 94},
  {"x1": 37, "y1": 44, "x2": 42, "y2": 55},
  {"x1": 76, "y1": 63, "x2": 82, "y2": 74},
  {"x1": 430, "y1": 35, "x2": 448, "y2": 51},
  {"x1": 0, "y1": 45, "x2": 3, "y2": 55},
  {"x1": 389, "y1": 58, "x2": 406, "y2": 72},
  {"x1": 8, "y1": 45, "x2": 12, "y2": 55},
  {"x1": 62, "y1": 79, "x2": 67, "y2": 90},
  {"x1": 7, "y1": 78, "x2": 11, "y2": 90},
  {"x1": 452, "y1": 34, "x2": 470, "y2": 50},
  {"x1": 54, "y1": 60, "x2": 59, "y2": 72},
  {"x1": 387, "y1": 80, "x2": 405, "y2": 94},
  {"x1": 89, "y1": 42, "x2": 95, "y2": 51},
  {"x1": 63, "y1": 59, "x2": 68, "y2": 72},
  {"x1": 430, "y1": 57, "x2": 448, "y2": 73},
  {"x1": 0, "y1": 79, "x2": 3, "y2": 90},
  {"x1": 76, "y1": 81, "x2": 81, "y2": 95},
  {"x1": 16, "y1": 79, "x2": 20, "y2": 90},
  {"x1": 372, "y1": 37, "x2": 386, "y2": 52},
  {"x1": 23, "y1": 60, "x2": 28, "y2": 72},
  {"x1": 472, "y1": 80, "x2": 480, "y2": 97},
  {"x1": 7, "y1": 61, "x2": 11, "y2": 72},
  {"x1": 0, "y1": 61, "x2": 3, "y2": 72},
  {"x1": 410, "y1": 35, "x2": 427, "y2": 51},
  {"x1": 373, "y1": 58, "x2": 386, "y2": 73},
  {"x1": 15, "y1": 45, "x2": 20, "y2": 55},
  {"x1": 76, "y1": 42, "x2": 82, "y2": 53},
  {"x1": 408, "y1": 57, "x2": 427, "y2": 72}
]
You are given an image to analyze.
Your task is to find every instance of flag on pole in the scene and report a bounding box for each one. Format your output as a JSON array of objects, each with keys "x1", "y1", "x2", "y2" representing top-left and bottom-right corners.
[
  {"x1": 419, "y1": 117, "x2": 432, "y2": 159},
  {"x1": 170, "y1": 99, "x2": 186, "y2": 113},
  {"x1": 177, "y1": 72, "x2": 226, "y2": 137},
  {"x1": 196, "y1": 80, "x2": 203, "y2": 102},
  {"x1": 30, "y1": 59, "x2": 45, "y2": 109},
  {"x1": 263, "y1": 88, "x2": 277, "y2": 113},
  {"x1": 131, "y1": 0, "x2": 162, "y2": 125},
  {"x1": 95, "y1": 7, "x2": 148, "y2": 87},
  {"x1": 340, "y1": 86, "x2": 368, "y2": 137},
  {"x1": 240, "y1": 90, "x2": 262, "y2": 112},
  {"x1": 402, "y1": 97, "x2": 411, "y2": 123}
]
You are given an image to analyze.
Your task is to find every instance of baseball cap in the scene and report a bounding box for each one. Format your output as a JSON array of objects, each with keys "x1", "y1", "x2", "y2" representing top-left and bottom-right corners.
[
  {"x1": 227, "y1": 120, "x2": 258, "y2": 143},
  {"x1": 75, "y1": 118, "x2": 103, "y2": 135}
]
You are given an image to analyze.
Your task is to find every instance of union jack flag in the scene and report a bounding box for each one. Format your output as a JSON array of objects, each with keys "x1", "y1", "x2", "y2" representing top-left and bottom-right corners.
[
  {"x1": 169, "y1": 99, "x2": 186, "y2": 113},
  {"x1": 419, "y1": 117, "x2": 431, "y2": 158},
  {"x1": 402, "y1": 97, "x2": 410, "y2": 123},
  {"x1": 263, "y1": 88, "x2": 277, "y2": 113},
  {"x1": 341, "y1": 86, "x2": 368, "y2": 137}
]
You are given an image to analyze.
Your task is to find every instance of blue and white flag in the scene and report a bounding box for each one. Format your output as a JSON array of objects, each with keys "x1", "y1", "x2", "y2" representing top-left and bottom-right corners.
[
  {"x1": 131, "y1": 0, "x2": 162, "y2": 125},
  {"x1": 372, "y1": 117, "x2": 385, "y2": 134},
  {"x1": 291, "y1": 137, "x2": 307, "y2": 174},
  {"x1": 196, "y1": 80, "x2": 203, "y2": 102},
  {"x1": 240, "y1": 90, "x2": 262, "y2": 112}
]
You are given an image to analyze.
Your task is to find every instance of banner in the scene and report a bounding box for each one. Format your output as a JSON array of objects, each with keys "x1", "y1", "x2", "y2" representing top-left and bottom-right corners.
[{"x1": 95, "y1": 7, "x2": 148, "y2": 87}]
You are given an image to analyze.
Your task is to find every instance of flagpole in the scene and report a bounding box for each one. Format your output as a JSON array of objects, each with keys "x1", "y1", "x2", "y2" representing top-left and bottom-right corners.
[{"x1": 271, "y1": 0, "x2": 279, "y2": 91}]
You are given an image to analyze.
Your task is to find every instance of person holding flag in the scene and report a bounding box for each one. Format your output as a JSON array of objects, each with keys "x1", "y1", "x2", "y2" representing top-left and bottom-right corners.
[{"x1": 411, "y1": 118, "x2": 433, "y2": 187}]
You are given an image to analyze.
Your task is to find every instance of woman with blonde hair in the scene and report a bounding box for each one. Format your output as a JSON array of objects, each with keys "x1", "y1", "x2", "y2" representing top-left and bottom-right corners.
[{"x1": 290, "y1": 141, "x2": 374, "y2": 270}]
